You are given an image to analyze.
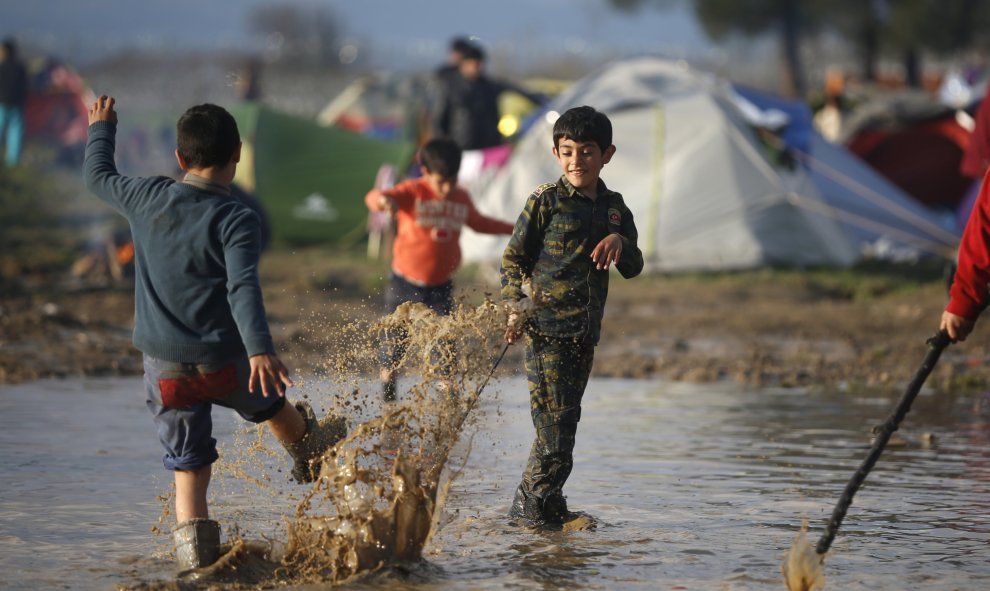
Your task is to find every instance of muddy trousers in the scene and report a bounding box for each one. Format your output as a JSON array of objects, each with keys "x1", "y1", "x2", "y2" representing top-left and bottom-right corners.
[{"x1": 511, "y1": 333, "x2": 595, "y2": 523}]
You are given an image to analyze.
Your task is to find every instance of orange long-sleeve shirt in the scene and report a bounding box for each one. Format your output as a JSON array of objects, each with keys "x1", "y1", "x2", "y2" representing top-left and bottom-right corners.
[{"x1": 365, "y1": 177, "x2": 514, "y2": 286}]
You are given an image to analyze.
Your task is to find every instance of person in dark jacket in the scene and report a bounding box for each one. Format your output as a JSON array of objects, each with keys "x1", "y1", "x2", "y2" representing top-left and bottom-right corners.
[
  {"x1": 0, "y1": 38, "x2": 29, "y2": 167},
  {"x1": 430, "y1": 43, "x2": 543, "y2": 151}
]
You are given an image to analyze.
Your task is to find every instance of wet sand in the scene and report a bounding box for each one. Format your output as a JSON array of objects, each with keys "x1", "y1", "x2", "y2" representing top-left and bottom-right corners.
[{"x1": 1, "y1": 249, "x2": 985, "y2": 394}]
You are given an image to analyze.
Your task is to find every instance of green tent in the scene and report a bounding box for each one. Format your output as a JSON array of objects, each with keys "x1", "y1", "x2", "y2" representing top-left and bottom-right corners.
[{"x1": 230, "y1": 103, "x2": 413, "y2": 245}]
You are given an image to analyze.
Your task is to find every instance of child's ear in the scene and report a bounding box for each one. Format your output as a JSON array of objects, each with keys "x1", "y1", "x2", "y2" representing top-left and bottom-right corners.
[
  {"x1": 174, "y1": 149, "x2": 189, "y2": 171},
  {"x1": 602, "y1": 144, "x2": 616, "y2": 164},
  {"x1": 232, "y1": 142, "x2": 242, "y2": 165},
  {"x1": 551, "y1": 146, "x2": 559, "y2": 158}
]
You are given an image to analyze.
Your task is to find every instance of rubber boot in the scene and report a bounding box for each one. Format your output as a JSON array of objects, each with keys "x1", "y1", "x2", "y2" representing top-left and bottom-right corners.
[
  {"x1": 283, "y1": 401, "x2": 347, "y2": 483},
  {"x1": 541, "y1": 492, "x2": 570, "y2": 524},
  {"x1": 173, "y1": 518, "x2": 221, "y2": 571},
  {"x1": 508, "y1": 487, "x2": 569, "y2": 525}
]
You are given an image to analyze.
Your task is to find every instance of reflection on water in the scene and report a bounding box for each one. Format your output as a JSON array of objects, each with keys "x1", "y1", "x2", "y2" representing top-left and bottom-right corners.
[{"x1": 2, "y1": 376, "x2": 990, "y2": 589}]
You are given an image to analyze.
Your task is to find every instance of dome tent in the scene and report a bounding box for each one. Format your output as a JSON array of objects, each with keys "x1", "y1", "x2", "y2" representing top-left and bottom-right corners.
[
  {"x1": 229, "y1": 102, "x2": 414, "y2": 245},
  {"x1": 461, "y1": 56, "x2": 957, "y2": 272}
]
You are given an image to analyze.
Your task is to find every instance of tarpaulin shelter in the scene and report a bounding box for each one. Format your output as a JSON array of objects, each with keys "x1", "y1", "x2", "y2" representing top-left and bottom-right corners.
[
  {"x1": 230, "y1": 103, "x2": 414, "y2": 245},
  {"x1": 732, "y1": 86, "x2": 959, "y2": 261},
  {"x1": 461, "y1": 56, "x2": 958, "y2": 272},
  {"x1": 840, "y1": 91, "x2": 973, "y2": 211}
]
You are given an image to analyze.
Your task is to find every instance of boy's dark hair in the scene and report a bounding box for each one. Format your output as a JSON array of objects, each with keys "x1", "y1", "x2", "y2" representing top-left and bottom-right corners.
[
  {"x1": 450, "y1": 37, "x2": 473, "y2": 56},
  {"x1": 176, "y1": 104, "x2": 240, "y2": 169},
  {"x1": 553, "y1": 105, "x2": 612, "y2": 152},
  {"x1": 460, "y1": 43, "x2": 485, "y2": 63},
  {"x1": 418, "y1": 138, "x2": 462, "y2": 178}
]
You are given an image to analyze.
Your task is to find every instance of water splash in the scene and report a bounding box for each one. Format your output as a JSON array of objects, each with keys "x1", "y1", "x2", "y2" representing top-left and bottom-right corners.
[
  {"x1": 781, "y1": 521, "x2": 825, "y2": 591},
  {"x1": 132, "y1": 296, "x2": 515, "y2": 589}
]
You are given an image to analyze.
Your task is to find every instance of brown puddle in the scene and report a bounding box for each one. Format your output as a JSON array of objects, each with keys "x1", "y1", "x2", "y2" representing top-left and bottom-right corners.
[{"x1": 125, "y1": 297, "x2": 515, "y2": 589}]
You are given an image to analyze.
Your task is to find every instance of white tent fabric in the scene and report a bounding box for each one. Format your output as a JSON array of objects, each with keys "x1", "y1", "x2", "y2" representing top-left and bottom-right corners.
[{"x1": 460, "y1": 56, "x2": 958, "y2": 272}]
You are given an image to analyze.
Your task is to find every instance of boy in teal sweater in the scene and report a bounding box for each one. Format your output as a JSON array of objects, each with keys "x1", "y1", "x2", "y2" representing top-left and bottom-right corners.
[{"x1": 85, "y1": 96, "x2": 345, "y2": 571}]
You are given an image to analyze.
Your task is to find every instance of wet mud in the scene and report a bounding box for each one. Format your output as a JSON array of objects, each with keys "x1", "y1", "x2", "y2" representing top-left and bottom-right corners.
[{"x1": 4, "y1": 255, "x2": 988, "y2": 396}]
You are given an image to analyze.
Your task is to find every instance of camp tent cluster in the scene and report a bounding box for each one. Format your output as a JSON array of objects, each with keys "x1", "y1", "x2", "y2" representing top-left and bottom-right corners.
[
  {"x1": 460, "y1": 56, "x2": 960, "y2": 272},
  {"x1": 230, "y1": 102, "x2": 414, "y2": 246}
]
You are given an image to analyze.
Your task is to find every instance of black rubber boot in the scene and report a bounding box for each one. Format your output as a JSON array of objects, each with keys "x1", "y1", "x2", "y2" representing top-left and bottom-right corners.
[
  {"x1": 541, "y1": 492, "x2": 570, "y2": 524},
  {"x1": 508, "y1": 486, "x2": 569, "y2": 525},
  {"x1": 283, "y1": 401, "x2": 347, "y2": 483},
  {"x1": 173, "y1": 518, "x2": 221, "y2": 571}
]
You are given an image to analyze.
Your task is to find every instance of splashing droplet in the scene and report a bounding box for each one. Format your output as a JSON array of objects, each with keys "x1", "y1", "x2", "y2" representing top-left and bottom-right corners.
[{"x1": 781, "y1": 521, "x2": 825, "y2": 591}]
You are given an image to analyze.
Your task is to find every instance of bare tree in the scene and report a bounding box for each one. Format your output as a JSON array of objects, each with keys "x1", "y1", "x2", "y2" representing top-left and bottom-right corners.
[{"x1": 247, "y1": 3, "x2": 340, "y2": 67}]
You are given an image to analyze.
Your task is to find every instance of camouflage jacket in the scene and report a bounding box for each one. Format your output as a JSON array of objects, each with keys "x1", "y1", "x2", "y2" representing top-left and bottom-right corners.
[{"x1": 501, "y1": 176, "x2": 644, "y2": 344}]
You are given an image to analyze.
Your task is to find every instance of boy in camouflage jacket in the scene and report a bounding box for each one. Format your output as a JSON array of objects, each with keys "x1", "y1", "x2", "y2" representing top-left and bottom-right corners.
[{"x1": 501, "y1": 105, "x2": 644, "y2": 525}]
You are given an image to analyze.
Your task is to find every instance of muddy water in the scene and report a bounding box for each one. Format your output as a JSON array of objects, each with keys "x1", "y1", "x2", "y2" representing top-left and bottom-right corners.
[{"x1": 3, "y1": 375, "x2": 990, "y2": 590}]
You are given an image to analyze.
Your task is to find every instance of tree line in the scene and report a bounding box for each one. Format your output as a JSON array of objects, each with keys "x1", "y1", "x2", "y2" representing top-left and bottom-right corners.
[{"x1": 611, "y1": 0, "x2": 990, "y2": 98}]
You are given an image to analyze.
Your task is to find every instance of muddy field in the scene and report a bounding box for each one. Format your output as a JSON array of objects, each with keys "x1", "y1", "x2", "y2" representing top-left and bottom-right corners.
[{"x1": 3, "y1": 247, "x2": 989, "y2": 395}]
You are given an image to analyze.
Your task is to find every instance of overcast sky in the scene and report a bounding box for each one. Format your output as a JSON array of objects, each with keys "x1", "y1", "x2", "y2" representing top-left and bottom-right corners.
[{"x1": 3, "y1": 0, "x2": 717, "y2": 70}]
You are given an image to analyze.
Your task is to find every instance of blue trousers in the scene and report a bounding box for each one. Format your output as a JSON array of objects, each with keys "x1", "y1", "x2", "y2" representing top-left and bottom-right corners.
[
  {"x1": 0, "y1": 105, "x2": 24, "y2": 167},
  {"x1": 379, "y1": 272, "x2": 454, "y2": 370},
  {"x1": 143, "y1": 354, "x2": 286, "y2": 471}
]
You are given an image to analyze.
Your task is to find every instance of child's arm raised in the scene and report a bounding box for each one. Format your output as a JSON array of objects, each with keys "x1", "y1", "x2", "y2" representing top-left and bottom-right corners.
[
  {"x1": 84, "y1": 95, "x2": 172, "y2": 214},
  {"x1": 88, "y1": 95, "x2": 118, "y2": 126}
]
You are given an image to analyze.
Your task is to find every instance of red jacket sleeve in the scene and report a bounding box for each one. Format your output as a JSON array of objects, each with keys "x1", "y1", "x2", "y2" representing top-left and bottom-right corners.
[
  {"x1": 948, "y1": 168, "x2": 990, "y2": 319},
  {"x1": 464, "y1": 195, "x2": 514, "y2": 235},
  {"x1": 961, "y1": 88, "x2": 990, "y2": 178}
]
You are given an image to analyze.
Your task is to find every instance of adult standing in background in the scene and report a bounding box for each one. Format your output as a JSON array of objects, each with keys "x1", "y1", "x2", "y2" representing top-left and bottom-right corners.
[
  {"x1": 0, "y1": 38, "x2": 29, "y2": 167},
  {"x1": 430, "y1": 42, "x2": 544, "y2": 151},
  {"x1": 434, "y1": 37, "x2": 474, "y2": 87}
]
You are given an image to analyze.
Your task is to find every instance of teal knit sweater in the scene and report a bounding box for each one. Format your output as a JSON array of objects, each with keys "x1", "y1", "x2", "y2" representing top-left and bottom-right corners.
[{"x1": 84, "y1": 121, "x2": 274, "y2": 363}]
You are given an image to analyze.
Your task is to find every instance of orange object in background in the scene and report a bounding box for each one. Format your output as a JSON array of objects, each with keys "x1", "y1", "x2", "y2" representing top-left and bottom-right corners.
[{"x1": 116, "y1": 242, "x2": 134, "y2": 266}]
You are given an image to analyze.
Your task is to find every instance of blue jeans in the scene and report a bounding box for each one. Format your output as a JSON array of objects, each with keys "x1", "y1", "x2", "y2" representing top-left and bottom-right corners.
[
  {"x1": 0, "y1": 104, "x2": 24, "y2": 167},
  {"x1": 378, "y1": 272, "x2": 454, "y2": 370}
]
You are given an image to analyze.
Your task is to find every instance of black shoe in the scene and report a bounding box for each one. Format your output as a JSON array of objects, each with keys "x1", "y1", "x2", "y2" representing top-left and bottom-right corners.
[
  {"x1": 382, "y1": 377, "x2": 397, "y2": 402},
  {"x1": 284, "y1": 401, "x2": 347, "y2": 483}
]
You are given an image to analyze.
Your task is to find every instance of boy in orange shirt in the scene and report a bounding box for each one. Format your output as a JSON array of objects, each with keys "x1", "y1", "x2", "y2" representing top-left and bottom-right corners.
[{"x1": 365, "y1": 137, "x2": 514, "y2": 400}]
